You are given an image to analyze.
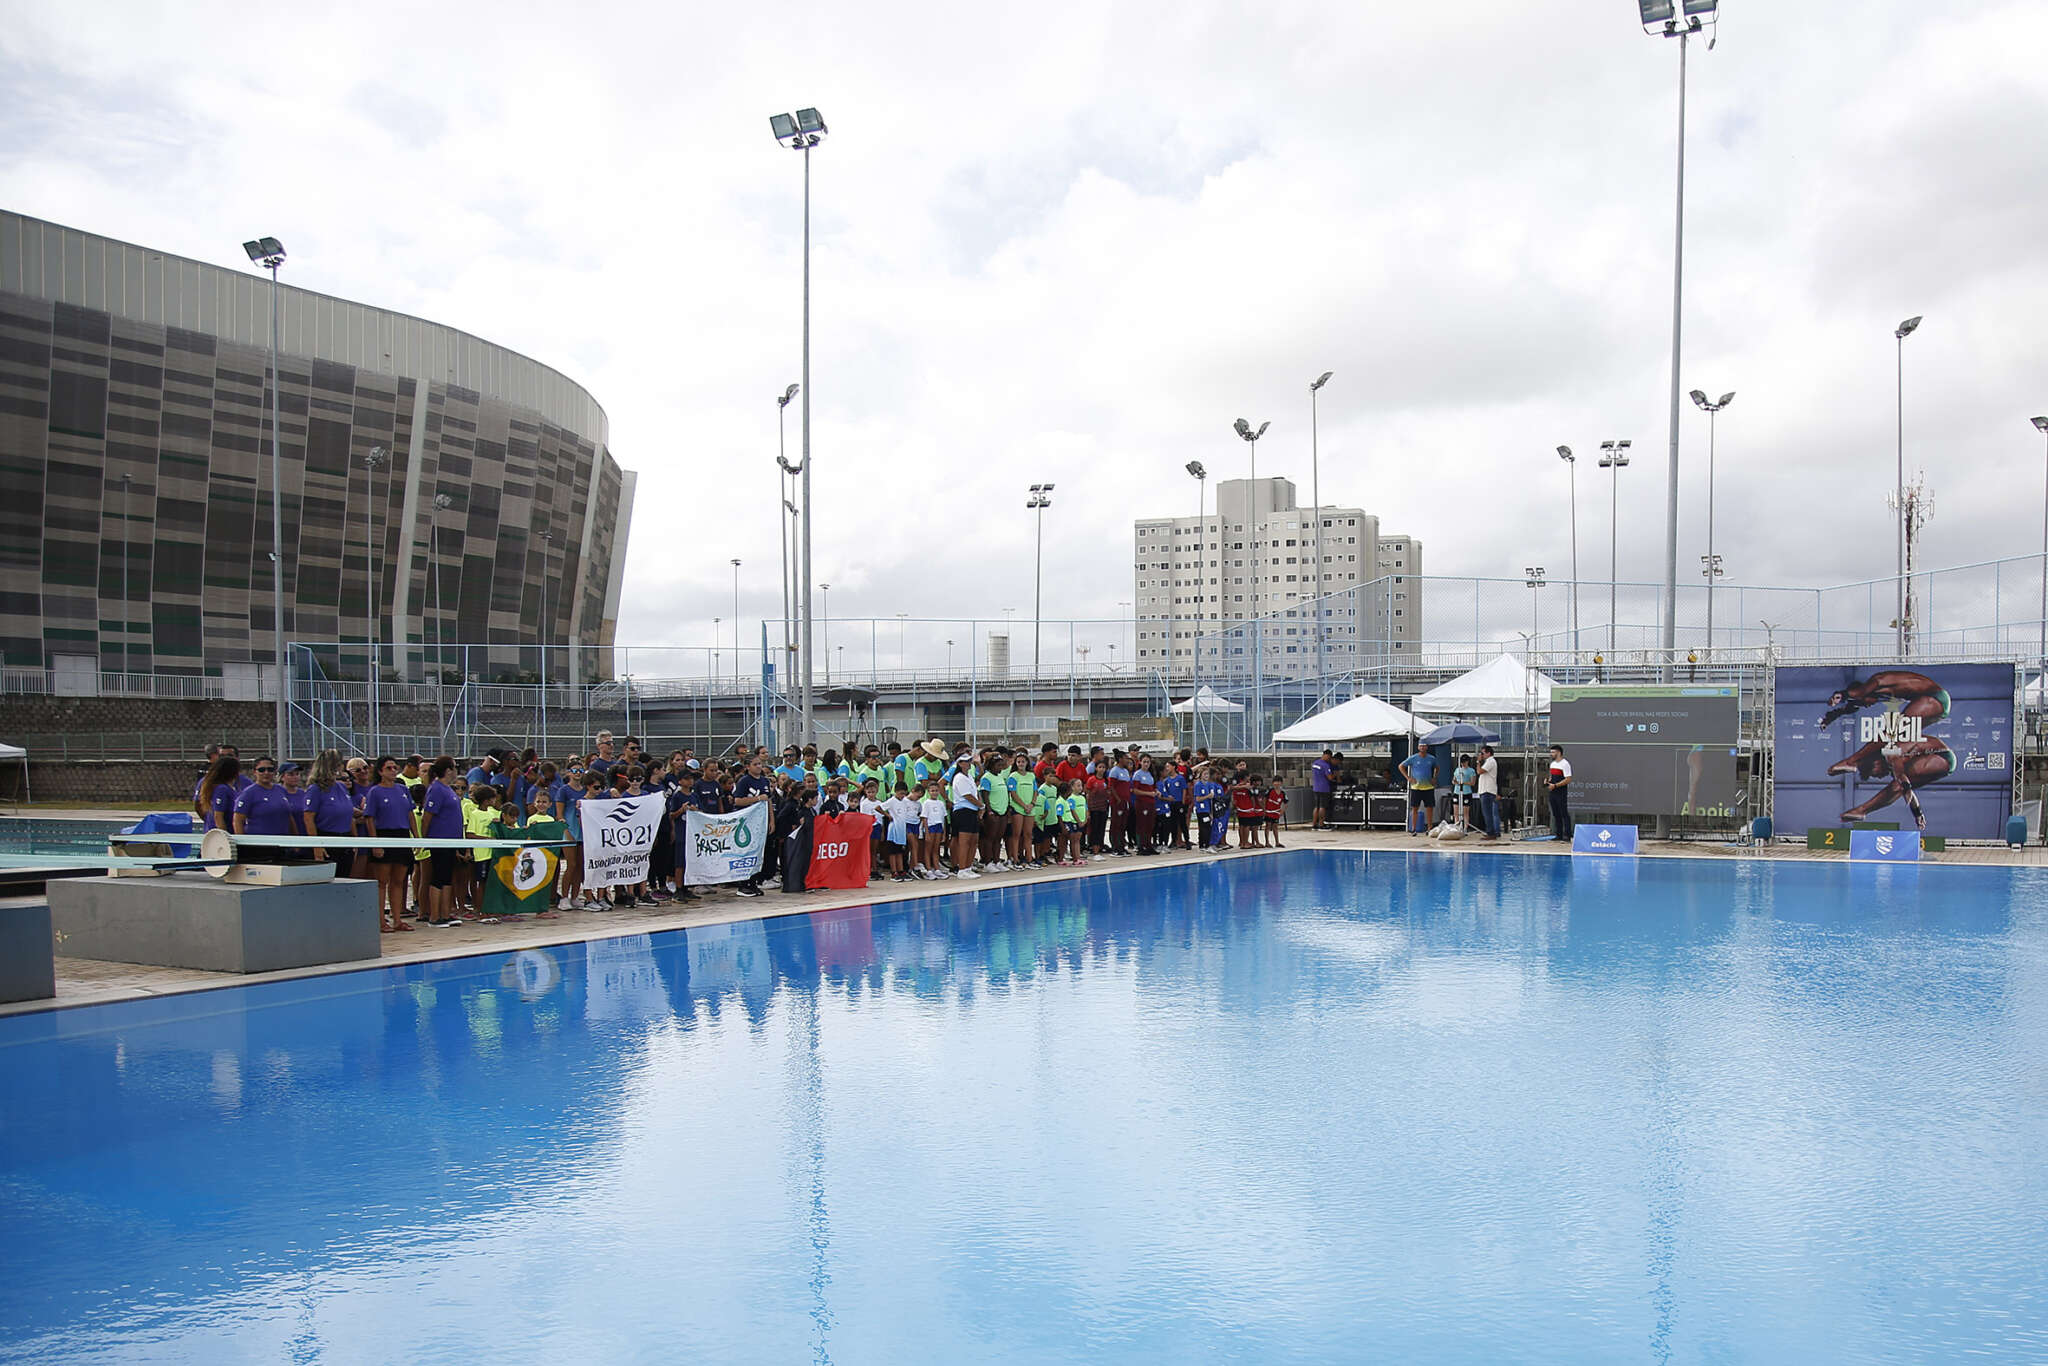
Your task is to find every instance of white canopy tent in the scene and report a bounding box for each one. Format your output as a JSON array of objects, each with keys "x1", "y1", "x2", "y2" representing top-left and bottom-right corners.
[
  {"x1": 1272, "y1": 693, "x2": 1431, "y2": 744},
  {"x1": 1412, "y1": 654, "x2": 1557, "y2": 715},
  {"x1": 0, "y1": 740, "x2": 26, "y2": 805},
  {"x1": 1171, "y1": 686, "x2": 1245, "y2": 715}
]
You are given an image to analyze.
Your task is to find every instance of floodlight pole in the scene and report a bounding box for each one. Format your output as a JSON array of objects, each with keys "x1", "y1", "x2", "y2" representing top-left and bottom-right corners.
[
  {"x1": 1310, "y1": 371, "x2": 1332, "y2": 690},
  {"x1": 261, "y1": 249, "x2": 287, "y2": 762},
  {"x1": 2033, "y1": 415, "x2": 2048, "y2": 676},
  {"x1": 1894, "y1": 318, "x2": 1921, "y2": 657},
  {"x1": 1187, "y1": 461, "x2": 1207, "y2": 750},
  {"x1": 1558, "y1": 447, "x2": 1580, "y2": 660},
  {"x1": 1236, "y1": 420, "x2": 1270, "y2": 748},
  {"x1": 1658, "y1": 22, "x2": 1693, "y2": 675},
  {"x1": 770, "y1": 111, "x2": 826, "y2": 743},
  {"x1": 800, "y1": 140, "x2": 816, "y2": 742}
]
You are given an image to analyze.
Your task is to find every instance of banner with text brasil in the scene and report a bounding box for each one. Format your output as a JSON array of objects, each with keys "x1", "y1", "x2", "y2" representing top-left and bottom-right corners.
[{"x1": 684, "y1": 803, "x2": 770, "y2": 885}]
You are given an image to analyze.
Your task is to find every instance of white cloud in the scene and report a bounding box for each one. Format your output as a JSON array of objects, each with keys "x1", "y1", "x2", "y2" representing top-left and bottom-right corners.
[{"x1": 4, "y1": 0, "x2": 2045, "y2": 662}]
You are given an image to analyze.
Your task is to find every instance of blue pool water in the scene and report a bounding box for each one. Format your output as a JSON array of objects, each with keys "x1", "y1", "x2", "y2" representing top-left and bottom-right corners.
[{"x1": 2, "y1": 851, "x2": 2045, "y2": 1363}]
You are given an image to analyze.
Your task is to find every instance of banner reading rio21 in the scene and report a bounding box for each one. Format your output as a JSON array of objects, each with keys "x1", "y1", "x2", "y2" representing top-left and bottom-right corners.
[{"x1": 579, "y1": 796, "x2": 663, "y2": 889}]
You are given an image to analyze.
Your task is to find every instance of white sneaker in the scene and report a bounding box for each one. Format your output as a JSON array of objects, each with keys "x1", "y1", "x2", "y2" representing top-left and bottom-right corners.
[
  {"x1": 956, "y1": 868, "x2": 981, "y2": 879},
  {"x1": 556, "y1": 895, "x2": 573, "y2": 911}
]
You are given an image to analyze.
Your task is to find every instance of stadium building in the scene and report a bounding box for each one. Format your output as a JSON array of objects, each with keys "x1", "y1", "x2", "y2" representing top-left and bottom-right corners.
[{"x1": 0, "y1": 210, "x2": 633, "y2": 696}]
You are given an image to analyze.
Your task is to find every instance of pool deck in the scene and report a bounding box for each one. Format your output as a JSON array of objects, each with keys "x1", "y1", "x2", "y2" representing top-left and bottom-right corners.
[{"x1": 6, "y1": 824, "x2": 2045, "y2": 1018}]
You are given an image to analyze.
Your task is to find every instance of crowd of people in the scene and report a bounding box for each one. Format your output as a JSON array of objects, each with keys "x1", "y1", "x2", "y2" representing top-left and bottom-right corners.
[{"x1": 187, "y1": 734, "x2": 1296, "y2": 932}]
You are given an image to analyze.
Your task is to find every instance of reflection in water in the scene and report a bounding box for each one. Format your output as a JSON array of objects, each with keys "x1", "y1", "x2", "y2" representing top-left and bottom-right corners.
[{"x1": 0, "y1": 853, "x2": 2040, "y2": 1364}]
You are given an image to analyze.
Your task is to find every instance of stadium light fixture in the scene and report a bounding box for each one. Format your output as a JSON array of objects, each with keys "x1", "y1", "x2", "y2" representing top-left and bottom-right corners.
[
  {"x1": 768, "y1": 105, "x2": 827, "y2": 740},
  {"x1": 1235, "y1": 417, "x2": 1272, "y2": 748}
]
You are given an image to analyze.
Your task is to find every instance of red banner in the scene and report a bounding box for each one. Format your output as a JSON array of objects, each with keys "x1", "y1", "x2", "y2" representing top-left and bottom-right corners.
[{"x1": 805, "y1": 812, "x2": 876, "y2": 890}]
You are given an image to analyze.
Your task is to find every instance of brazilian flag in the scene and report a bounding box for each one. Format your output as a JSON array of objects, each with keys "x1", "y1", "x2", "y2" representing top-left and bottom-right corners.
[{"x1": 483, "y1": 815, "x2": 565, "y2": 918}]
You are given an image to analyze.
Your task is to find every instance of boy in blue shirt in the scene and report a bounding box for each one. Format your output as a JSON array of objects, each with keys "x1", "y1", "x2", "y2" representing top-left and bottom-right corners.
[{"x1": 1157, "y1": 765, "x2": 1189, "y2": 850}]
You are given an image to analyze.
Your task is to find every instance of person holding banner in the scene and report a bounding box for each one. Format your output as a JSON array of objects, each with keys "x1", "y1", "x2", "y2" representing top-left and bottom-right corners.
[
  {"x1": 730, "y1": 755, "x2": 777, "y2": 897},
  {"x1": 481, "y1": 790, "x2": 564, "y2": 920}
]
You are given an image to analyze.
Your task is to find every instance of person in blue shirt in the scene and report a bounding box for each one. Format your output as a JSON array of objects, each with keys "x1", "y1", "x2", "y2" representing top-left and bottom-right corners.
[
  {"x1": 232, "y1": 758, "x2": 296, "y2": 867},
  {"x1": 420, "y1": 757, "x2": 465, "y2": 925},
  {"x1": 1187, "y1": 774, "x2": 1212, "y2": 847},
  {"x1": 1398, "y1": 747, "x2": 1441, "y2": 835},
  {"x1": 303, "y1": 750, "x2": 359, "y2": 877},
  {"x1": 196, "y1": 754, "x2": 241, "y2": 831},
  {"x1": 1157, "y1": 766, "x2": 1189, "y2": 850},
  {"x1": 463, "y1": 750, "x2": 500, "y2": 789}
]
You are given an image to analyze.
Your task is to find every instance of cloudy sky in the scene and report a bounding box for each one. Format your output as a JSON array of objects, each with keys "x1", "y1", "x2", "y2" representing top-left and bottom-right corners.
[{"x1": 4, "y1": 1, "x2": 2046, "y2": 665}]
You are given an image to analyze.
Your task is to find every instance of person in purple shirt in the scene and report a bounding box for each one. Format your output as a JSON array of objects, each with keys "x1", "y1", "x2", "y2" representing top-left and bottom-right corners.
[
  {"x1": 419, "y1": 756, "x2": 464, "y2": 926},
  {"x1": 232, "y1": 758, "x2": 296, "y2": 861},
  {"x1": 362, "y1": 756, "x2": 416, "y2": 933},
  {"x1": 1310, "y1": 749, "x2": 1335, "y2": 830},
  {"x1": 195, "y1": 754, "x2": 241, "y2": 831},
  {"x1": 303, "y1": 750, "x2": 360, "y2": 879}
]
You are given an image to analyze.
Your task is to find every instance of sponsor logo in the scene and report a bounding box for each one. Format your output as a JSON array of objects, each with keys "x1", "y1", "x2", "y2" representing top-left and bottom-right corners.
[
  {"x1": 1875, "y1": 835, "x2": 1894, "y2": 855},
  {"x1": 818, "y1": 841, "x2": 852, "y2": 859}
]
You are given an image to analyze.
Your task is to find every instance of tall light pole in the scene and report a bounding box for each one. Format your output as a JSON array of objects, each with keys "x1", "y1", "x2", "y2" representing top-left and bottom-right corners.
[
  {"x1": 770, "y1": 107, "x2": 826, "y2": 743},
  {"x1": 776, "y1": 383, "x2": 798, "y2": 678},
  {"x1": 1186, "y1": 460, "x2": 1207, "y2": 748},
  {"x1": 2033, "y1": 415, "x2": 2048, "y2": 674},
  {"x1": 731, "y1": 557, "x2": 743, "y2": 692},
  {"x1": 1309, "y1": 371, "x2": 1333, "y2": 687},
  {"x1": 1894, "y1": 315, "x2": 1922, "y2": 656},
  {"x1": 242, "y1": 235, "x2": 288, "y2": 760},
  {"x1": 1234, "y1": 418, "x2": 1270, "y2": 747},
  {"x1": 1639, "y1": 1, "x2": 1719, "y2": 666},
  {"x1": 1688, "y1": 390, "x2": 1735, "y2": 656},
  {"x1": 363, "y1": 444, "x2": 386, "y2": 751},
  {"x1": 819, "y1": 582, "x2": 831, "y2": 687},
  {"x1": 1557, "y1": 446, "x2": 1580, "y2": 659},
  {"x1": 1027, "y1": 484, "x2": 1054, "y2": 690},
  {"x1": 1599, "y1": 440, "x2": 1632, "y2": 653}
]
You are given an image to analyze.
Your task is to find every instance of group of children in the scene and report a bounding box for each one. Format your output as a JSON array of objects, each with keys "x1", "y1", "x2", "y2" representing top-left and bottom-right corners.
[{"x1": 791, "y1": 740, "x2": 1292, "y2": 882}]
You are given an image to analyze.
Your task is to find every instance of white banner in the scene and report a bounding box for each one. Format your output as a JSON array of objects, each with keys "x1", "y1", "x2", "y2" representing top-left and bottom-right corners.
[
  {"x1": 579, "y1": 796, "x2": 663, "y2": 889},
  {"x1": 684, "y1": 802, "x2": 770, "y2": 885}
]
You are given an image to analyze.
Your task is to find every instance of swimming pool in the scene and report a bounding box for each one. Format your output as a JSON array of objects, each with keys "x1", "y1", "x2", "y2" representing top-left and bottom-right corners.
[
  {"x1": 1, "y1": 851, "x2": 2043, "y2": 1362},
  {"x1": 0, "y1": 816, "x2": 131, "y2": 856}
]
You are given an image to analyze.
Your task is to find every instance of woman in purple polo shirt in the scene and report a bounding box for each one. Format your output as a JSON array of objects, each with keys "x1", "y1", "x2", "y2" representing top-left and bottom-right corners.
[
  {"x1": 303, "y1": 749, "x2": 359, "y2": 881},
  {"x1": 362, "y1": 756, "x2": 416, "y2": 933},
  {"x1": 419, "y1": 756, "x2": 464, "y2": 926},
  {"x1": 231, "y1": 757, "x2": 295, "y2": 860},
  {"x1": 196, "y1": 754, "x2": 241, "y2": 831}
]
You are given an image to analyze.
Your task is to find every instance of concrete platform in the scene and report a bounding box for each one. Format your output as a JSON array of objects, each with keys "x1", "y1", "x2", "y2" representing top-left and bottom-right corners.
[
  {"x1": 47, "y1": 874, "x2": 380, "y2": 974},
  {"x1": 0, "y1": 897, "x2": 54, "y2": 1002}
]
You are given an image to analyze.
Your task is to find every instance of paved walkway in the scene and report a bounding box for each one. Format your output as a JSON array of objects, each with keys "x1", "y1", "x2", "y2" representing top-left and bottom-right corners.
[{"x1": 9, "y1": 826, "x2": 2044, "y2": 1017}]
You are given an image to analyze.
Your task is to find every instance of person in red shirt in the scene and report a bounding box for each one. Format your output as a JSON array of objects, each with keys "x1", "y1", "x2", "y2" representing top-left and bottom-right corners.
[
  {"x1": 1055, "y1": 746, "x2": 1086, "y2": 788},
  {"x1": 1231, "y1": 776, "x2": 1261, "y2": 849},
  {"x1": 1084, "y1": 767, "x2": 1111, "y2": 855},
  {"x1": 1263, "y1": 777, "x2": 1286, "y2": 847}
]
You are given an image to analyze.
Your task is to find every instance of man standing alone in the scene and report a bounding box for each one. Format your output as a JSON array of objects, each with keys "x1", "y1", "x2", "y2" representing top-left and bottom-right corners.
[
  {"x1": 1310, "y1": 749, "x2": 1335, "y2": 829},
  {"x1": 1546, "y1": 743, "x2": 1573, "y2": 838},
  {"x1": 1475, "y1": 744, "x2": 1501, "y2": 839},
  {"x1": 1397, "y1": 746, "x2": 1439, "y2": 836}
]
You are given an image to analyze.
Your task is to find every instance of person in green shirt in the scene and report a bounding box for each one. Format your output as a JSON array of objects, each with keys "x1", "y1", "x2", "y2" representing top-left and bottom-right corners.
[
  {"x1": 1060, "y1": 779, "x2": 1089, "y2": 865},
  {"x1": 1010, "y1": 756, "x2": 1038, "y2": 866},
  {"x1": 979, "y1": 752, "x2": 1013, "y2": 869},
  {"x1": 1031, "y1": 780, "x2": 1058, "y2": 865}
]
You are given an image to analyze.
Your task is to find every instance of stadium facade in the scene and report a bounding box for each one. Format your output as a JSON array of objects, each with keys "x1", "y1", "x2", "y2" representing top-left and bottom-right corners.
[{"x1": 0, "y1": 210, "x2": 633, "y2": 695}]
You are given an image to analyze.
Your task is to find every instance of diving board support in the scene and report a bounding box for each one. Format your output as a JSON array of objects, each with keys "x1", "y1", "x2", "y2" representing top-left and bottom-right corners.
[{"x1": 48, "y1": 875, "x2": 381, "y2": 974}]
